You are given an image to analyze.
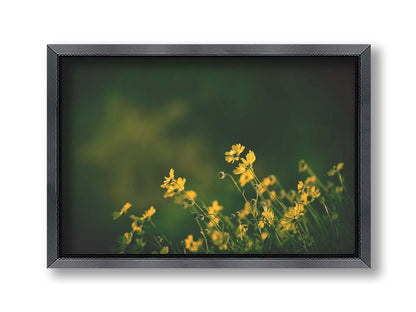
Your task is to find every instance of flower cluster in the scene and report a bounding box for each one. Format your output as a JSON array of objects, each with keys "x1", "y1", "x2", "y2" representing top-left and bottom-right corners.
[
  {"x1": 232, "y1": 150, "x2": 256, "y2": 175},
  {"x1": 280, "y1": 203, "x2": 305, "y2": 233},
  {"x1": 184, "y1": 235, "x2": 203, "y2": 252},
  {"x1": 112, "y1": 143, "x2": 350, "y2": 255},
  {"x1": 224, "y1": 143, "x2": 245, "y2": 163},
  {"x1": 111, "y1": 203, "x2": 170, "y2": 254}
]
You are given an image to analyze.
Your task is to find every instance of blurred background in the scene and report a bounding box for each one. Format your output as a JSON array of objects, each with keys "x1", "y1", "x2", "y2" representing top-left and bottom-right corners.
[{"x1": 60, "y1": 56, "x2": 356, "y2": 255}]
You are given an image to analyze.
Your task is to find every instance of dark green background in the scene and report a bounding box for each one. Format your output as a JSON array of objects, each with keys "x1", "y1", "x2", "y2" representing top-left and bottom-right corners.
[{"x1": 60, "y1": 56, "x2": 356, "y2": 255}]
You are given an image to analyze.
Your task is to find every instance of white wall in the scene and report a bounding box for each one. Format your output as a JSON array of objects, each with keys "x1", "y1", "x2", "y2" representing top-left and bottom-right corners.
[{"x1": 0, "y1": 1, "x2": 411, "y2": 311}]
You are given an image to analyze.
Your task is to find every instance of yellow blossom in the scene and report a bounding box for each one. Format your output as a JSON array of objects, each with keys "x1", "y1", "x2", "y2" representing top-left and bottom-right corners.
[
  {"x1": 208, "y1": 200, "x2": 223, "y2": 214},
  {"x1": 268, "y1": 175, "x2": 277, "y2": 185},
  {"x1": 297, "y1": 181, "x2": 305, "y2": 193},
  {"x1": 309, "y1": 186, "x2": 321, "y2": 198},
  {"x1": 184, "y1": 235, "x2": 202, "y2": 252},
  {"x1": 245, "y1": 150, "x2": 256, "y2": 164},
  {"x1": 328, "y1": 162, "x2": 344, "y2": 176},
  {"x1": 211, "y1": 230, "x2": 228, "y2": 250},
  {"x1": 257, "y1": 176, "x2": 272, "y2": 195},
  {"x1": 161, "y1": 168, "x2": 175, "y2": 188},
  {"x1": 142, "y1": 206, "x2": 156, "y2": 219},
  {"x1": 225, "y1": 143, "x2": 245, "y2": 163},
  {"x1": 186, "y1": 190, "x2": 197, "y2": 200},
  {"x1": 122, "y1": 232, "x2": 133, "y2": 245},
  {"x1": 300, "y1": 186, "x2": 321, "y2": 204},
  {"x1": 261, "y1": 232, "x2": 269, "y2": 240},
  {"x1": 233, "y1": 150, "x2": 256, "y2": 175},
  {"x1": 239, "y1": 202, "x2": 251, "y2": 219},
  {"x1": 239, "y1": 170, "x2": 254, "y2": 186},
  {"x1": 207, "y1": 201, "x2": 223, "y2": 227},
  {"x1": 263, "y1": 176, "x2": 272, "y2": 187},
  {"x1": 207, "y1": 215, "x2": 220, "y2": 228},
  {"x1": 262, "y1": 206, "x2": 275, "y2": 225},
  {"x1": 112, "y1": 202, "x2": 132, "y2": 220},
  {"x1": 160, "y1": 246, "x2": 169, "y2": 254},
  {"x1": 305, "y1": 176, "x2": 316, "y2": 186},
  {"x1": 298, "y1": 177, "x2": 321, "y2": 205},
  {"x1": 238, "y1": 224, "x2": 249, "y2": 236},
  {"x1": 163, "y1": 177, "x2": 186, "y2": 198},
  {"x1": 181, "y1": 190, "x2": 197, "y2": 208},
  {"x1": 280, "y1": 203, "x2": 305, "y2": 233},
  {"x1": 130, "y1": 215, "x2": 143, "y2": 233}
]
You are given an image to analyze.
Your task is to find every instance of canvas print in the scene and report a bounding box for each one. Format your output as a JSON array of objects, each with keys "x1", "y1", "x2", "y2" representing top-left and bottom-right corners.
[{"x1": 60, "y1": 56, "x2": 356, "y2": 256}]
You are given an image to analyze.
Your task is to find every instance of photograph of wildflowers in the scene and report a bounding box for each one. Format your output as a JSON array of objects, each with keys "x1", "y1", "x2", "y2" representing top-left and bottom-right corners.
[{"x1": 60, "y1": 56, "x2": 357, "y2": 256}]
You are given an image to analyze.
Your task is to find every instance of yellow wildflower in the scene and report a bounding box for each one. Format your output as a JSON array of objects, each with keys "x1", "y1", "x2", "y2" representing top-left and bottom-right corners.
[
  {"x1": 176, "y1": 177, "x2": 186, "y2": 189},
  {"x1": 131, "y1": 223, "x2": 142, "y2": 234},
  {"x1": 300, "y1": 192, "x2": 309, "y2": 204},
  {"x1": 130, "y1": 215, "x2": 143, "y2": 233},
  {"x1": 297, "y1": 181, "x2": 305, "y2": 193},
  {"x1": 161, "y1": 168, "x2": 175, "y2": 188},
  {"x1": 233, "y1": 150, "x2": 256, "y2": 175},
  {"x1": 211, "y1": 230, "x2": 228, "y2": 250},
  {"x1": 257, "y1": 176, "x2": 272, "y2": 195},
  {"x1": 184, "y1": 235, "x2": 202, "y2": 252},
  {"x1": 328, "y1": 162, "x2": 344, "y2": 176},
  {"x1": 300, "y1": 185, "x2": 321, "y2": 204},
  {"x1": 206, "y1": 201, "x2": 223, "y2": 227},
  {"x1": 183, "y1": 190, "x2": 197, "y2": 208},
  {"x1": 239, "y1": 202, "x2": 251, "y2": 219},
  {"x1": 246, "y1": 150, "x2": 256, "y2": 164},
  {"x1": 225, "y1": 143, "x2": 245, "y2": 163},
  {"x1": 305, "y1": 176, "x2": 316, "y2": 186},
  {"x1": 261, "y1": 232, "x2": 269, "y2": 240},
  {"x1": 112, "y1": 202, "x2": 132, "y2": 220},
  {"x1": 160, "y1": 246, "x2": 169, "y2": 254},
  {"x1": 280, "y1": 203, "x2": 305, "y2": 233},
  {"x1": 163, "y1": 177, "x2": 186, "y2": 198},
  {"x1": 142, "y1": 206, "x2": 156, "y2": 219},
  {"x1": 239, "y1": 170, "x2": 254, "y2": 186},
  {"x1": 262, "y1": 206, "x2": 275, "y2": 225},
  {"x1": 263, "y1": 176, "x2": 272, "y2": 187},
  {"x1": 207, "y1": 215, "x2": 220, "y2": 228},
  {"x1": 122, "y1": 232, "x2": 133, "y2": 245},
  {"x1": 278, "y1": 189, "x2": 286, "y2": 200},
  {"x1": 163, "y1": 185, "x2": 177, "y2": 198},
  {"x1": 335, "y1": 186, "x2": 343, "y2": 194},
  {"x1": 238, "y1": 224, "x2": 249, "y2": 236},
  {"x1": 309, "y1": 186, "x2": 321, "y2": 198},
  {"x1": 268, "y1": 175, "x2": 277, "y2": 185},
  {"x1": 208, "y1": 200, "x2": 223, "y2": 214}
]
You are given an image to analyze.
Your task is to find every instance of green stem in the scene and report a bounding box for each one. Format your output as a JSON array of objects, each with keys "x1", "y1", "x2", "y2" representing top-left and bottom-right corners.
[
  {"x1": 196, "y1": 217, "x2": 209, "y2": 252},
  {"x1": 250, "y1": 168, "x2": 287, "y2": 211}
]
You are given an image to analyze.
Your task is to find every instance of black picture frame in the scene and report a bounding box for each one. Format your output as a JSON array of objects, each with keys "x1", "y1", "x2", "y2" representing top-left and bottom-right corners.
[{"x1": 47, "y1": 44, "x2": 371, "y2": 268}]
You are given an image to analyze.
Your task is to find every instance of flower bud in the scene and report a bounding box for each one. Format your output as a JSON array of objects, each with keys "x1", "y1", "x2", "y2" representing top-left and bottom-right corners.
[{"x1": 218, "y1": 171, "x2": 226, "y2": 180}]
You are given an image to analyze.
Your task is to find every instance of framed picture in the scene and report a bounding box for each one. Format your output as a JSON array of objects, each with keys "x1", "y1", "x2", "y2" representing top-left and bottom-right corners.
[{"x1": 47, "y1": 44, "x2": 370, "y2": 268}]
